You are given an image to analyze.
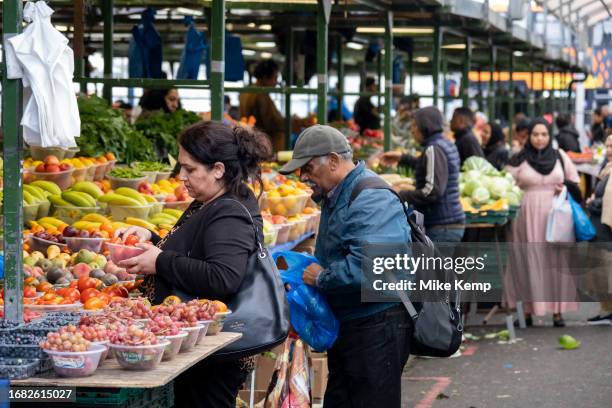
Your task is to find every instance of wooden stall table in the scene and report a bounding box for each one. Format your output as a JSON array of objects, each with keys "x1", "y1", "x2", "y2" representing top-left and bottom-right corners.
[{"x1": 9, "y1": 332, "x2": 241, "y2": 407}]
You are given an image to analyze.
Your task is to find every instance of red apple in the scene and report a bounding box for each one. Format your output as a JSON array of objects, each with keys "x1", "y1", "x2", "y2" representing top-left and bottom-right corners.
[
  {"x1": 44, "y1": 155, "x2": 60, "y2": 165},
  {"x1": 59, "y1": 163, "x2": 72, "y2": 171},
  {"x1": 45, "y1": 164, "x2": 60, "y2": 173},
  {"x1": 164, "y1": 195, "x2": 177, "y2": 203},
  {"x1": 35, "y1": 163, "x2": 46, "y2": 173},
  {"x1": 72, "y1": 263, "x2": 91, "y2": 279}
]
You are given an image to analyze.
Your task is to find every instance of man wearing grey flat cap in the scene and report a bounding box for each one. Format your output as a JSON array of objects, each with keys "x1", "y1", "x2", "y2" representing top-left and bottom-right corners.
[{"x1": 280, "y1": 124, "x2": 413, "y2": 408}]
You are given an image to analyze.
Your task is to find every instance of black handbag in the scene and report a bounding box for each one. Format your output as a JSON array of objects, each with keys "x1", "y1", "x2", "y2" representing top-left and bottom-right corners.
[{"x1": 211, "y1": 199, "x2": 290, "y2": 359}]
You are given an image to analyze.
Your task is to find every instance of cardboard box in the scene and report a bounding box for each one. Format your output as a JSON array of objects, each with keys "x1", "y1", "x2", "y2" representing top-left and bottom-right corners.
[
  {"x1": 311, "y1": 357, "x2": 328, "y2": 400},
  {"x1": 254, "y1": 344, "x2": 284, "y2": 391},
  {"x1": 238, "y1": 390, "x2": 267, "y2": 406}
]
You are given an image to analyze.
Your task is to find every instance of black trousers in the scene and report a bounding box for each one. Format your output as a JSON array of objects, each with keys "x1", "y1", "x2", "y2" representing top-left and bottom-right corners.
[
  {"x1": 324, "y1": 305, "x2": 413, "y2": 408},
  {"x1": 173, "y1": 357, "x2": 249, "y2": 408}
]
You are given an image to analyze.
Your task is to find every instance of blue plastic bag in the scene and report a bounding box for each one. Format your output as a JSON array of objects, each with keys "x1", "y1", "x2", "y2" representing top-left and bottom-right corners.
[
  {"x1": 273, "y1": 251, "x2": 339, "y2": 351},
  {"x1": 177, "y1": 16, "x2": 207, "y2": 80},
  {"x1": 569, "y1": 195, "x2": 596, "y2": 241}
]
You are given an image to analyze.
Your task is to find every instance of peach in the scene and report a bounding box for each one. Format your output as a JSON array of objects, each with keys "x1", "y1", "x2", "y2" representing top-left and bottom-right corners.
[
  {"x1": 72, "y1": 262, "x2": 91, "y2": 279},
  {"x1": 45, "y1": 164, "x2": 60, "y2": 173},
  {"x1": 44, "y1": 155, "x2": 60, "y2": 165}
]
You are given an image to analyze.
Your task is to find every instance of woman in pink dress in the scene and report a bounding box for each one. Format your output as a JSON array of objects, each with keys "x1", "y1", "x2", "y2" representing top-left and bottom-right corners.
[{"x1": 504, "y1": 118, "x2": 579, "y2": 327}]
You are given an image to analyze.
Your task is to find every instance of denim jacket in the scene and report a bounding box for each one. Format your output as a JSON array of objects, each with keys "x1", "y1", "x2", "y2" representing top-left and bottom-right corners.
[{"x1": 315, "y1": 162, "x2": 412, "y2": 321}]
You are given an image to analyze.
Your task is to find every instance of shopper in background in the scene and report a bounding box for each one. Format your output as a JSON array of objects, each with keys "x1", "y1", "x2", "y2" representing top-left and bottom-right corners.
[
  {"x1": 504, "y1": 118, "x2": 579, "y2": 328},
  {"x1": 138, "y1": 88, "x2": 180, "y2": 117},
  {"x1": 279, "y1": 125, "x2": 413, "y2": 408},
  {"x1": 450, "y1": 107, "x2": 484, "y2": 164},
  {"x1": 590, "y1": 107, "x2": 606, "y2": 146},
  {"x1": 239, "y1": 59, "x2": 285, "y2": 151},
  {"x1": 555, "y1": 113, "x2": 581, "y2": 153},
  {"x1": 381, "y1": 106, "x2": 465, "y2": 242},
  {"x1": 481, "y1": 122, "x2": 509, "y2": 171},
  {"x1": 391, "y1": 94, "x2": 419, "y2": 149},
  {"x1": 353, "y1": 77, "x2": 381, "y2": 133},
  {"x1": 510, "y1": 117, "x2": 531, "y2": 155},
  {"x1": 117, "y1": 121, "x2": 273, "y2": 407},
  {"x1": 586, "y1": 134, "x2": 612, "y2": 325}
]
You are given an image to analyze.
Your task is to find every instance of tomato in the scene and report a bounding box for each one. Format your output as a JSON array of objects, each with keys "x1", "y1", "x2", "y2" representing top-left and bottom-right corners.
[
  {"x1": 103, "y1": 285, "x2": 129, "y2": 298},
  {"x1": 23, "y1": 286, "x2": 37, "y2": 298},
  {"x1": 121, "y1": 281, "x2": 135, "y2": 292},
  {"x1": 42, "y1": 292, "x2": 56, "y2": 301},
  {"x1": 69, "y1": 280, "x2": 79, "y2": 289},
  {"x1": 24, "y1": 277, "x2": 40, "y2": 287},
  {"x1": 36, "y1": 282, "x2": 54, "y2": 293},
  {"x1": 80, "y1": 288, "x2": 101, "y2": 303},
  {"x1": 58, "y1": 288, "x2": 80, "y2": 302},
  {"x1": 124, "y1": 234, "x2": 140, "y2": 247},
  {"x1": 84, "y1": 297, "x2": 107, "y2": 310},
  {"x1": 97, "y1": 293, "x2": 111, "y2": 304},
  {"x1": 78, "y1": 277, "x2": 101, "y2": 292}
]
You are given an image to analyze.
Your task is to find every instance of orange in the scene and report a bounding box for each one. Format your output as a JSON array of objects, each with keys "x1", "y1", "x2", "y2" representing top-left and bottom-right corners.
[
  {"x1": 212, "y1": 300, "x2": 228, "y2": 312},
  {"x1": 163, "y1": 295, "x2": 182, "y2": 306}
]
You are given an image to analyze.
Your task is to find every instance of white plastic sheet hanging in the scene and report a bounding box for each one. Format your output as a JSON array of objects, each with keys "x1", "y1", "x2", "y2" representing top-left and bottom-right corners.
[{"x1": 4, "y1": 1, "x2": 80, "y2": 148}]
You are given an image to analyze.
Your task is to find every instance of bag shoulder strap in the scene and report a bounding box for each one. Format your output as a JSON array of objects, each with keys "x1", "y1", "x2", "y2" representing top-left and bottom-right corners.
[{"x1": 218, "y1": 198, "x2": 265, "y2": 255}]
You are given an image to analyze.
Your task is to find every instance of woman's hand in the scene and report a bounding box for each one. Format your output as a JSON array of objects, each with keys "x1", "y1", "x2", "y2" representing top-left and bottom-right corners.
[
  {"x1": 117, "y1": 243, "x2": 161, "y2": 275},
  {"x1": 302, "y1": 263, "x2": 323, "y2": 286},
  {"x1": 114, "y1": 226, "x2": 152, "y2": 243},
  {"x1": 554, "y1": 183, "x2": 565, "y2": 194},
  {"x1": 586, "y1": 193, "x2": 595, "y2": 205},
  {"x1": 379, "y1": 151, "x2": 402, "y2": 167}
]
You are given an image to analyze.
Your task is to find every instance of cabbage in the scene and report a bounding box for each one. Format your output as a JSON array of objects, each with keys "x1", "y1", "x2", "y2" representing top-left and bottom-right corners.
[
  {"x1": 472, "y1": 187, "x2": 491, "y2": 205},
  {"x1": 462, "y1": 156, "x2": 500, "y2": 176},
  {"x1": 489, "y1": 177, "x2": 512, "y2": 199},
  {"x1": 463, "y1": 169, "x2": 482, "y2": 182},
  {"x1": 463, "y1": 180, "x2": 483, "y2": 197},
  {"x1": 506, "y1": 191, "x2": 521, "y2": 206}
]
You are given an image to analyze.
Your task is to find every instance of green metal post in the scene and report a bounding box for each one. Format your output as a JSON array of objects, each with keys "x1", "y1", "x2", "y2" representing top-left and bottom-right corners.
[
  {"x1": 337, "y1": 36, "x2": 344, "y2": 122},
  {"x1": 316, "y1": 0, "x2": 331, "y2": 124},
  {"x1": 462, "y1": 37, "x2": 472, "y2": 107},
  {"x1": 210, "y1": 0, "x2": 226, "y2": 121},
  {"x1": 74, "y1": 0, "x2": 86, "y2": 94},
  {"x1": 377, "y1": 52, "x2": 382, "y2": 109},
  {"x1": 508, "y1": 51, "x2": 515, "y2": 141},
  {"x1": 285, "y1": 29, "x2": 294, "y2": 146},
  {"x1": 528, "y1": 63, "x2": 535, "y2": 118},
  {"x1": 383, "y1": 11, "x2": 393, "y2": 151},
  {"x1": 102, "y1": 0, "x2": 113, "y2": 102},
  {"x1": 488, "y1": 45, "x2": 496, "y2": 120},
  {"x1": 432, "y1": 26, "x2": 442, "y2": 107},
  {"x1": 408, "y1": 48, "x2": 414, "y2": 95},
  {"x1": 2, "y1": 0, "x2": 24, "y2": 322},
  {"x1": 442, "y1": 57, "x2": 448, "y2": 116}
]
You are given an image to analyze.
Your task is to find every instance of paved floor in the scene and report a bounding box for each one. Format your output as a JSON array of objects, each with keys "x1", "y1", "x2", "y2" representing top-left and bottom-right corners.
[{"x1": 401, "y1": 303, "x2": 612, "y2": 408}]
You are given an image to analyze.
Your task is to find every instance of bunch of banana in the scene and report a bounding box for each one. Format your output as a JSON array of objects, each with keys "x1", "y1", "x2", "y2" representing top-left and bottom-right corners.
[
  {"x1": 23, "y1": 184, "x2": 51, "y2": 206},
  {"x1": 79, "y1": 213, "x2": 112, "y2": 224},
  {"x1": 71, "y1": 181, "x2": 104, "y2": 199},
  {"x1": 98, "y1": 187, "x2": 154, "y2": 207},
  {"x1": 50, "y1": 190, "x2": 98, "y2": 208},
  {"x1": 148, "y1": 208, "x2": 183, "y2": 230},
  {"x1": 33, "y1": 216, "x2": 68, "y2": 231},
  {"x1": 29, "y1": 180, "x2": 61, "y2": 196}
]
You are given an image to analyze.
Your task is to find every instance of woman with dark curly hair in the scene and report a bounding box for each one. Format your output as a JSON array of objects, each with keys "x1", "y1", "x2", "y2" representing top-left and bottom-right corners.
[{"x1": 117, "y1": 121, "x2": 273, "y2": 407}]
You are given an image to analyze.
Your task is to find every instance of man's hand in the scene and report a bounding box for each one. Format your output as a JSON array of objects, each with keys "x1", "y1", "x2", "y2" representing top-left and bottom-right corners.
[
  {"x1": 379, "y1": 151, "x2": 402, "y2": 167},
  {"x1": 303, "y1": 263, "x2": 323, "y2": 286}
]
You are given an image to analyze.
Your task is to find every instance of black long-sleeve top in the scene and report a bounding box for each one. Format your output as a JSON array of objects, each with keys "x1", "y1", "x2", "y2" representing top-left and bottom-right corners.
[
  {"x1": 397, "y1": 145, "x2": 449, "y2": 206},
  {"x1": 454, "y1": 128, "x2": 484, "y2": 164},
  {"x1": 151, "y1": 190, "x2": 263, "y2": 304}
]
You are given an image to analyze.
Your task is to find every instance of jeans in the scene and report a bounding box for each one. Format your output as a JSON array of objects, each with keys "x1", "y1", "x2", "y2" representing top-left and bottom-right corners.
[
  {"x1": 324, "y1": 305, "x2": 413, "y2": 408},
  {"x1": 426, "y1": 225, "x2": 465, "y2": 243}
]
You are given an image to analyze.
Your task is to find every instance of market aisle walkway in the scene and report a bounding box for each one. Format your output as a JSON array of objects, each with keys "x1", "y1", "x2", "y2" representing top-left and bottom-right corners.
[{"x1": 401, "y1": 303, "x2": 612, "y2": 408}]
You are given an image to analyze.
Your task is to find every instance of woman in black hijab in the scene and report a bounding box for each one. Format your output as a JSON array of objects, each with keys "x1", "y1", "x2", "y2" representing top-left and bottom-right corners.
[
  {"x1": 504, "y1": 117, "x2": 580, "y2": 328},
  {"x1": 481, "y1": 122, "x2": 509, "y2": 170}
]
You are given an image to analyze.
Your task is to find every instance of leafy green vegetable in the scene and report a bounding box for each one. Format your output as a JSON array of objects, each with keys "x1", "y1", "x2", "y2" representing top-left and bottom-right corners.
[
  {"x1": 133, "y1": 161, "x2": 172, "y2": 172},
  {"x1": 134, "y1": 109, "x2": 201, "y2": 160},
  {"x1": 462, "y1": 156, "x2": 500, "y2": 176},
  {"x1": 77, "y1": 96, "x2": 156, "y2": 163},
  {"x1": 109, "y1": 168, "x2": 145, "y2": 179}
]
